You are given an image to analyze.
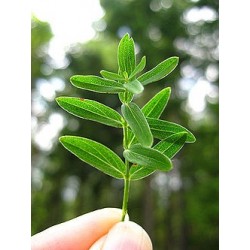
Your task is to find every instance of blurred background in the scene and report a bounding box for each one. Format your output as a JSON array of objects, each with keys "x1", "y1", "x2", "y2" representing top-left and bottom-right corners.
[{"x1": 31, "y1": 0, "x2": 218, "y2": 249}]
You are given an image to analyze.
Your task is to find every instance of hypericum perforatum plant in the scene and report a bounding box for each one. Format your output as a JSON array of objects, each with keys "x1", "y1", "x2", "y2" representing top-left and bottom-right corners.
[{"x1": 56, "y1": 34, "x2": 196, "y2": 221}]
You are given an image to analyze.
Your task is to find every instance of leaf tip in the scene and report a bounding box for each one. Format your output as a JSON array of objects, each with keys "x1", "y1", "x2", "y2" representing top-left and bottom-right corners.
[
  {"x1": 120, "y1": 33, "x2": 130, "y2": 42},
  {"x1": 163, "y1": 86, "x2": 171, "y2": 95},
  {"x1": 172, "y1": 56, "x2": 179, "y2": 62},
  {"x1": 70, "y1": 75, "x2": 76, "y2": 81},
  {"x1": 168, "y1": 56, "x2": 179, "y2": 68},
  {"x1": 190, "y1": 135, "x2": 196, "y2": 143},
  {"x1": 59, "y1": 136, "x2": 66, "y2": 144},
  {"x1": 187, "y1": 133, "x2": 196, "y2": 143},
  {"x1": 55, "y1": 96, "x2": 61, "y2": 103},
  {"x1": 169, "y1": 162, "x2": 174, "y2": 170},
  {"x1": 69, "y1": 75, "x2": 78, "y2": 86}
]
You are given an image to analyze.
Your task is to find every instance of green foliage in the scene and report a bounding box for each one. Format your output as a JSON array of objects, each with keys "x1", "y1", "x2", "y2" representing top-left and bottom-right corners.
[
  {"x1": 70, "y1": 75, "x2": 125, "y2": 93},
  {"x1": 56, "y1": 97, "x2": 123, "y2": 128},
  {"x1": 129, "y1": 56, "x2": 146, "y2": 80},
  {"x1": 142, "y1": 87, "x2": 171, "y2": 118},
  {"x1": 124, "y1": 79, "x2": 144, "y2": 94},
  {"x1": 117, "y1": 33, "x2": 136, "y2": 76},
  {"x1": 138, "y1": 57, "x2": 179, "y2": 85},
  {"x1": 124, "y1": 144, "x2": 172, "y2": 171},
  {"x1": 121, "y1": 102, "x2": 153, "y2": 147},
  {"x1": 100, "y1": 70, "x2": 124, "y2": 81},
  {"x1": 57, "y1": 34, "x2": 195, "y2": 221},
  {"x1": 154, "y1": 132, "x2": 187, "y2": 158},
  {"x1": 118, "y1": 91, "x2": 134, "y2": 103},
  {"x1": 60, "y1": 136, "x2": 126, "y2": 179},
  {"x1": 129, "y1": 164, "x2": 156, "y2": 181},
  {"x1": 147, "y1": 117, "x2": 196, "y2": 143}
]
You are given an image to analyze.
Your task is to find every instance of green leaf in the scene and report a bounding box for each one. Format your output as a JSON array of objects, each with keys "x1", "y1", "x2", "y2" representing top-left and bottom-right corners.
[
  {"x1": 138, "y1": 57, "x2": 179, "y2": 85},
  {"x1": 70, "y1": 75, "x2": 125, "y2": 94},
  {"x1": 124, "y1": 79, "x2": 144, "y2": 94},
  {"x1": 124, "y1": 144, "x2": 172, "y2": 171},
  {"x1": 129, "y1": 165, "x2": 156, "y2": 181},
  {"x1": 121, "y1": 102, "x2": 153, "y2": 147},
  {"x1": 60, "y1": 136, "x2": 125, "y2": 179},
  {"x1": 127, "y1": 128, "x2": 137, "y2": 146},
  {"x1": 118, "y1": 91, "x2": 134, "y2": 103},
  {"x1": 154, "y1": 132, "x2": 187, "y2": 158},
  {"x1": 142, "y1": 87, "x2": 171, "y2": 118},
  {"x1": 56, "y1": 97, "x2": 123, "y2": 128},
  {"x1": 129, "y1": 56, "x2": 146, "y2": 80},
  {"x1": 100, "y1": 70, "x2": 125, "y2": 81},
  {"x1": 130, "y1": 133, "x2": 186, "y2": 180},
  {"x1": 126, "y1": 86, "x2": 171, "y2": 144},
  {"x1": 147, "y1": 117, "x2": 196, "y2": 143},
  {"x1": 117, "y1": 33, "x2": 136, "y2": 76}
]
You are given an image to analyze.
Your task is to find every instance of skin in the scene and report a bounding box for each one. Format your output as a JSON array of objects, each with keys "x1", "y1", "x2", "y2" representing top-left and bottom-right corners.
[{"x1": 31, "y1": 208, "x2": 153, "y2": 250}]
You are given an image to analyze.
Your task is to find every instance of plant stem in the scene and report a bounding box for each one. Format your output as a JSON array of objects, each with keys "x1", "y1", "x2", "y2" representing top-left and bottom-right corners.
[
  {"x1": 121, "y1": 120, "x2": 131, "y2": 221},
  {"x1": 121, "y1": 159, "x2": 130, "y2": 221}
]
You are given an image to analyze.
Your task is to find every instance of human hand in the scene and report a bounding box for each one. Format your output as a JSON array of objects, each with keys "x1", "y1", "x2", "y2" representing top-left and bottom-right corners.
[{"x1": 31, "y1": 208, "x2": 152, "y2": 250}]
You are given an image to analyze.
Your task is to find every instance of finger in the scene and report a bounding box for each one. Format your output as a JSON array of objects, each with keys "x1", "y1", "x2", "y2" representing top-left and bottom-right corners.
[
  {"x1": 101, "y1": 221, "x2": 153, "y2": 250},
  {"x1": 89, "y1": 235, "x2": 106, "y2": 250},
  {"x1": 31, "y1": 208, "x2": 122, "y2": 250}
]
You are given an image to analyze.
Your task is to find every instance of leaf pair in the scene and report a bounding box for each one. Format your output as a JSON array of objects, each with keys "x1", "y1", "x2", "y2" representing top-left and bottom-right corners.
[
  {"x1": 100, "y1": 56, "x2": 146, "y2": 95},
  {"x1": 125, "y1": 86, "x2": 195, "y2": 146},
  {"x1": 147, "y1": 118, "x2": 196, "y2": 143},
  {"x1": 124, "y1": 118, "x2": 195, "y2": 180},
  {"x1": 126, "y1": 84, "x2": 195, "y2": 143},
  {"x1": 59, "y1": 132, "x2": 189, "y2": 181},
  {"x1": 124, "y1": 144, "x2": 172, "y2": 172},
  {"x1": 118, "y1": 34, "x2": 179, "y2": 86},
  {"x1": 121, "y1": 86, "x2": 195, "y2": 180},
  {"x1": 125, "y1": 87, "x2": 172, "y2": 146},
  {"x1": 70, "y1": 34, "x2": 179, "y2": 99},
  {"x1": 129, "y1": 132, "x2": 188, "y2": 180}
]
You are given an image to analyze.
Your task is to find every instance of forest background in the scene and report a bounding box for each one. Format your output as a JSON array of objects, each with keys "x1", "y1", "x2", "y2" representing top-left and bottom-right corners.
[
  {"x1": 31, "y1": 1, "x2": 218, "y2": 249},
  {"x1": 1, "y1": 0, "x2": 250, "y2": 249}
]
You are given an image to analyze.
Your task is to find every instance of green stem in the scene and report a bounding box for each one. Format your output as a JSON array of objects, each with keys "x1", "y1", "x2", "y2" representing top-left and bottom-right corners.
[
  {"x1": 121, "y1": 160, "x2": 130, "y2": 221},
  {"x1": 121, "y1": 120, "x2": 131, "y2": 221}
]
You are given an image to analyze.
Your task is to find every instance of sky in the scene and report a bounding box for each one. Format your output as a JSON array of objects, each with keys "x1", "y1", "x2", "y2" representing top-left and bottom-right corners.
[
  {"x1": 31, "y1": 0, "x2": 106, "y2": 151},
  {"x1": 31, "y1": 0, "x2": 104, "y2": 63},
  {"x1": 31, "y1": 0, "x2": 104, "y2": 43}
]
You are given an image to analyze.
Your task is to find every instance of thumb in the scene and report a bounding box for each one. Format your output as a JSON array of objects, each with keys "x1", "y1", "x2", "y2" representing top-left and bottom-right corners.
[{"x1": 90, "y1": 221, "x2": 153, "y2": 250}]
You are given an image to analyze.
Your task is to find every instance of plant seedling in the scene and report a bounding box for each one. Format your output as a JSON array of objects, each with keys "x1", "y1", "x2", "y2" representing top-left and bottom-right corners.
[{"x1": 56, "y1": 34, "x2": 196, "y2": 222}]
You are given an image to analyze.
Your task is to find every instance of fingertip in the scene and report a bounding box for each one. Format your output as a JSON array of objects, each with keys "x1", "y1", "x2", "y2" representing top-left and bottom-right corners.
[
  {"x1": 102, "y1": 221, "x2": 152, "y2": 250},
  {"x1": 89, "y1": 235, "x2": 106, "y2": 250},
  {"x1": 32, "y1": 208, "x2": 123, "y2": 250}
]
